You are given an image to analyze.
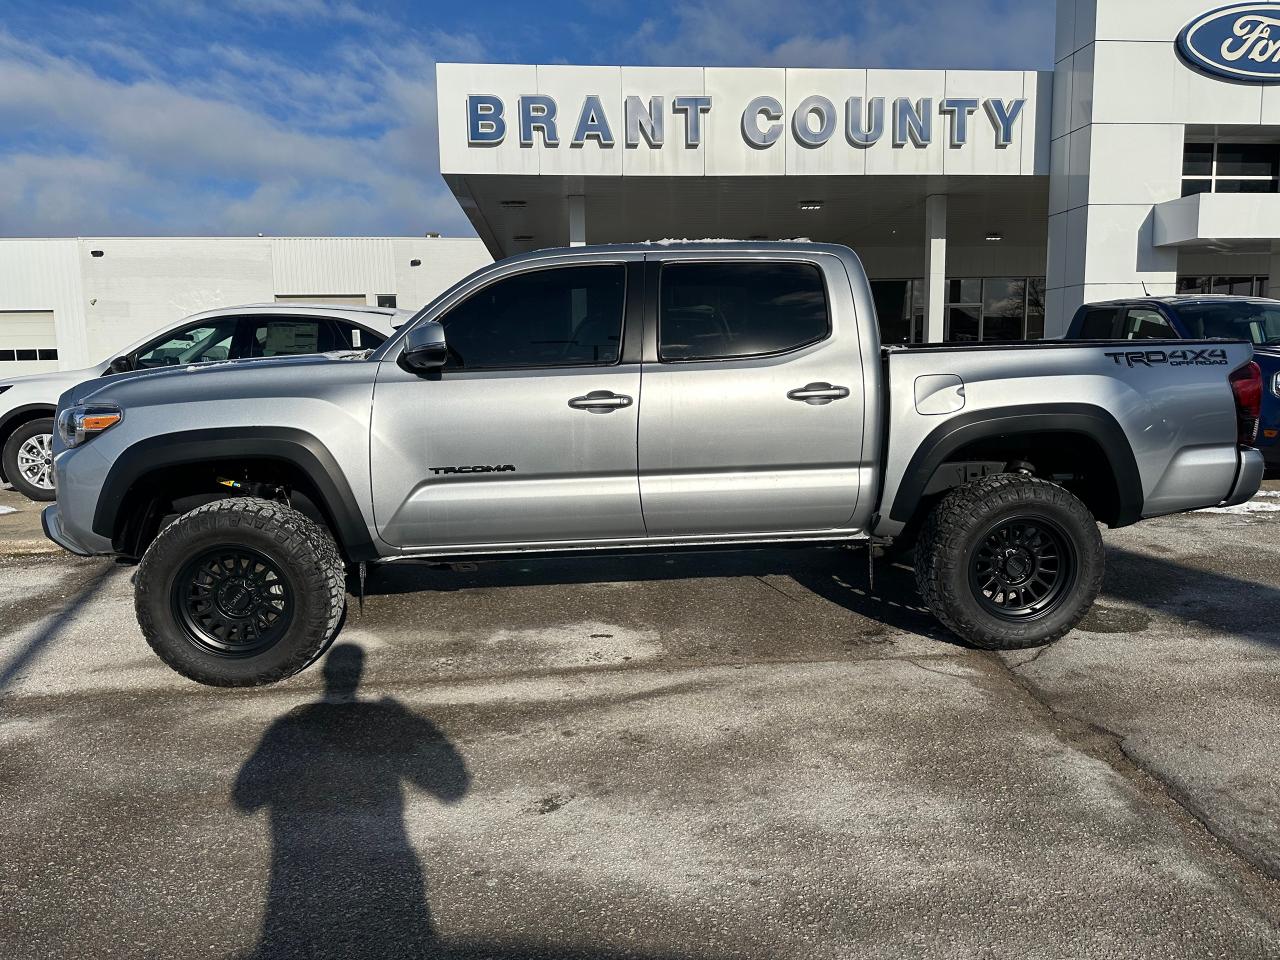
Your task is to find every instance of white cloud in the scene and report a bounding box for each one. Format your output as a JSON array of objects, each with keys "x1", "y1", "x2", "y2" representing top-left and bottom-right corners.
[{"x1": 0, "y1": 25, "x2": 474, "y2": 237}]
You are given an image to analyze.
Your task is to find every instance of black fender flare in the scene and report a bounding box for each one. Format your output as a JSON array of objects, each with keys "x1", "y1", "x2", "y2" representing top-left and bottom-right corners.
[
  {"x1": 92, "y1": 427, "x2": 379, "y2": 561},
  {"x1": 887, "y1": 403, "x2": 1145, "y2": 527}
]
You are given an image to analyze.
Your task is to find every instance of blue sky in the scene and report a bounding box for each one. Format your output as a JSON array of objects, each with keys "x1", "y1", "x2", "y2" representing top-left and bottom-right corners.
[{"x1": 0, "y1": 0, "x2": 1055, "y2": 238}]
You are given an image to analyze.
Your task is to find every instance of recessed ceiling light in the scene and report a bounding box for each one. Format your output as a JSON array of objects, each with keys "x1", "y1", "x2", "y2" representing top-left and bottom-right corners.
[
  {"x1": 985, "y1": 232, "x2": 1003, "y2": 242},
  {"x1": 798, "y1": 201, "x2": 824, "y2": 211}
]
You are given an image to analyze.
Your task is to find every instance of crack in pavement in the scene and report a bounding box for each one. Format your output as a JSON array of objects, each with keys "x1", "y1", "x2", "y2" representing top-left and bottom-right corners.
[{"x1": 988, "y1": 649, "x2": 1280, "y2": 900}]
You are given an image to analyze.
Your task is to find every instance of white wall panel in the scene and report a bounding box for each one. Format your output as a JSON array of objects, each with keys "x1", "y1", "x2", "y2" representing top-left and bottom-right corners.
[
  {"x1": 78, "y1": 239, "x2": 275, "y2": 362},
  {"x1": 704, "y1": 68, "x2": 786, "y2": 177},
  {"x1": 0, "y1": 239, "x2": 84, "y2": 368},
  {"x1": 1084, "y1": 124, "x2": 1183, "y2": 207},
  {"x1": 271, "y1": 237, "x2": 395, "y2": 299},
  {"x1": 534, "y1": 65, "x2": 624, "y2": 177},
  {"x1": 942, "y1": 70, "x2": 1025, "y2": 176},
  {"x1": 1024, "y1": 72, "x2": 1054, "y2": 176},
  {"x1": 621, "y1": 67, "x2": 706, "y2": 177},
  {"x1": 1090, "y1": 41, "x2": 1262, "y2": 126},
  {"x1": 863, "y1": 70, "x2": 946, "y2": 176},
  {"x1": 392, "y1": 238, "x2": 492, "y2": 311},
  {"x1": 783, "y1": 69, "x2": 868, "y2": 177},
  {"x1": 437, "y1": 63, "x2": 540, "y2": 176}
]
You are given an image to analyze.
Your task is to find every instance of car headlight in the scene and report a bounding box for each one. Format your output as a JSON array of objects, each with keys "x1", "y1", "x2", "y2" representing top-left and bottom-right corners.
[
  {"x1": 57, "y1": 402, "x2": 123, "y2": 448},
  {"x1": 1274, "y1": 370, "x2": 1280, "y2": 399}
]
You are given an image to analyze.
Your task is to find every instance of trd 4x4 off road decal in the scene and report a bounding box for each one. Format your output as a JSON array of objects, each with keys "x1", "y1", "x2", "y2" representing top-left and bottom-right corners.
[
  {"x1": 429, "y1": 464, "x2": 517, "y2": 475},
  {"x1": 1105, "y1": 348, "x2": 1230, "y2": 368}
]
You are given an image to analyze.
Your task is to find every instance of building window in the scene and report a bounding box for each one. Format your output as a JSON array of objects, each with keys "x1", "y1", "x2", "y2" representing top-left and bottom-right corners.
[
  {"x1": 1182, "y1": 141, "x2": 1280, "y2": 196},
  {"x1": 376, "y1": 294, "x2": 397, "y2": 308},
  {"x1": 870, "y1": 278, "x2": 1044, "y2": 342},
  {"x1": 1177, "y1": 275, "x2": 1269, "y2": 297}
]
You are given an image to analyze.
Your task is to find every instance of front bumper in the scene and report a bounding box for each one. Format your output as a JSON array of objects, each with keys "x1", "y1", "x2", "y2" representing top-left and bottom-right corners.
[
  {"x1": 1219, "y1": 447, "x2": 1266, "y2": 508},
  {"x1": 41, "y1": 503, "x2": 96, "y2": 556}
]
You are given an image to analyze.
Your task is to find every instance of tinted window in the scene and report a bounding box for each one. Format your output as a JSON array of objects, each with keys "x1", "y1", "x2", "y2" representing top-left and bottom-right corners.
[
  {"x1": 246, "y1": 318, "x2": 332, "y2": 357},
  {"x1": 659, "y1": 262, "x2": 828, "y2": 361},
  {"x1": 1174, "y1": 302, "x2": 1280, "y2": 345},
  {"x1": 1078, "y1": 308, "x2": 1119, "y2": 339},
  {"x1": 134, "y1": 319, "x2": 238, "y2": 369},
  {"x1": 438, "y1": 265, "x2": 625, "y2": 369},
  {"x1": 1123, "y1": 309, "x2": 1174, "y2": 340}
]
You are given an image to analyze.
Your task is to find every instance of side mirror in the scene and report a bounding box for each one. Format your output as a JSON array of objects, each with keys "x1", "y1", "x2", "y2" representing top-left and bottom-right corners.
[
  {"x1": 399, "y1": 321, "x2": 448, "y2": 373},
  {"x1": 108, "y1": 356, "x2": 132, "y2": 374}
]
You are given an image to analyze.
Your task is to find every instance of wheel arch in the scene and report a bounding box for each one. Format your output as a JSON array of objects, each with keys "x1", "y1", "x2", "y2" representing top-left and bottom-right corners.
[
  {"x1": 889, "y1": 403, "x2": 1145, "y2": 529},
  {"x1": 94, "y1": 427, "x2": 378, "y2": 562},
  {"x1": 0, "y1": 404, "x2": 57, "y2": 482}
]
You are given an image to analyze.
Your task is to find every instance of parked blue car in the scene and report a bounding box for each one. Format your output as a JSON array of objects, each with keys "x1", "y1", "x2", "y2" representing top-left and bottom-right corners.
[{"x1": 1064, "y1": 296, "x2": 1279, "y2": 470}]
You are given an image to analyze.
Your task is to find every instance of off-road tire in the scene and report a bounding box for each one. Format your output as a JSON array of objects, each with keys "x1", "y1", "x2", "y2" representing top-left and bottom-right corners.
[
  {"x1": 135, "y1": 497, "x2": 346, "y2": 686},
  {"x1": 3, "y1": 418, "x2": 56, "y2": 502},
  {"x1": 915, "y1": 473, "x2": 1104, "y2": 650}
]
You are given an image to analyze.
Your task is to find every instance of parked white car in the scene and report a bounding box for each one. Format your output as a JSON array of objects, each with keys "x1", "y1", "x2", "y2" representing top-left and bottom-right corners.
[{"x1": 0, "y1": 303, "x2": 405, "y2": 501}]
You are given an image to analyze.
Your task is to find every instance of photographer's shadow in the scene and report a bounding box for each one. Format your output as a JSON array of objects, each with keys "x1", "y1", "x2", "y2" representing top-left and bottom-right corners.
[{"x1": 233, "y1": 644, "x2": 469, "y2": 959}]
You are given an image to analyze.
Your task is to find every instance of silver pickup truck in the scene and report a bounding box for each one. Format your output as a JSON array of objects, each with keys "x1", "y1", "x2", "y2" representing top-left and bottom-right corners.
[{"x1": 43, "y1": 242, "x2": 1265, "y2": 686}]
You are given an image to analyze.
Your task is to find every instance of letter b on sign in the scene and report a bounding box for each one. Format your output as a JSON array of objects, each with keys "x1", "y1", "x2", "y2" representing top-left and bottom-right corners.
[{"x1": 468, "y1": 95, "x2": 506, "y2": 145}]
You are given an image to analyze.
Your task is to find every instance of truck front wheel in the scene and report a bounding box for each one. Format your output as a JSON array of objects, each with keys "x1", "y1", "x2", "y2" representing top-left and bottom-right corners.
[
  {"x1": 135, "y1": 498, "x2": 347, "y2": 686},
  {"x1": 914, "y1": 474, "x2": 1104, "y2": 650}
]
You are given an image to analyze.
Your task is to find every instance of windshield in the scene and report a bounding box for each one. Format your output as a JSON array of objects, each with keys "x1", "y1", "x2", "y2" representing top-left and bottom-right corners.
[{"x1": 1173, "y1": 301, "x2": 1280, "y2": 345}]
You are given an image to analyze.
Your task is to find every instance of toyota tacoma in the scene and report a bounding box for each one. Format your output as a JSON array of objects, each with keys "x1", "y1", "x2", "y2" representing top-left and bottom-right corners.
[{"x1": 42, "y1": 243, "x2": 1265, "y2": 686}]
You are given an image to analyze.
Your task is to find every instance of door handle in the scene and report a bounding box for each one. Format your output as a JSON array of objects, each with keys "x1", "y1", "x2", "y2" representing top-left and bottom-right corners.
[
  {"x1": 787, "y1": 383, "x2": 851, "y2": 405},
  {"x1": 568, "y1": 390, "x2": 634, "y2": 413}
]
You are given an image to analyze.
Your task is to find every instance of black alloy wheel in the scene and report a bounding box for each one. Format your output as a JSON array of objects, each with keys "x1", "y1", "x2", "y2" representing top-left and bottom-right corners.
[
  {"x1": 968, "y1": 516, "x2": 1077, "y2": 621},
  {"x1": 172, "y1": 546, "x2": 295, "y2": 657}
]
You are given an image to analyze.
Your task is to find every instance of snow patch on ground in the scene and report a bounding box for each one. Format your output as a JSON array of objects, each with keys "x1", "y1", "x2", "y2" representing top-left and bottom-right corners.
[
  {"x1": 0, "y1": 506, "x2": 17, "y2": 515},
  {"x1": 1198, "y1": 490, "x2": 1280, "y2": 515}
]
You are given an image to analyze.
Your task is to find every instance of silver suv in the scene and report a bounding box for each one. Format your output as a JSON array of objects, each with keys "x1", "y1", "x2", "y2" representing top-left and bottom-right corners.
[
  {"x1": 0, "y1": 303, "x2": 402, "y2": 501},
  {"x1": 42, "y1": 243, "x2": 1264, "y2": 686}
]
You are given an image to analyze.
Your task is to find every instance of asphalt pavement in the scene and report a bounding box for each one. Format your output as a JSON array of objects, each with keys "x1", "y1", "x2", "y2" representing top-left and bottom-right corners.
[{"x1": 1, "y1": 484, "x2": 1279, "y2": 959}]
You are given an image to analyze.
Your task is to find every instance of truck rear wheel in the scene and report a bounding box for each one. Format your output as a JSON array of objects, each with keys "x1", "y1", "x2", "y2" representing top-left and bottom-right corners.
[
  {"x1": 914, "y1": 474, "x2": 1104, "y2": 650},
  {"x1": 135, "y1": 498, "x2": 346, "y2": 686}
]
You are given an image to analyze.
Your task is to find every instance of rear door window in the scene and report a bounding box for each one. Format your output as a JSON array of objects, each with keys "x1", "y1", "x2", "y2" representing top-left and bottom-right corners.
[
  {"x1": 245, "y1": 317, "x2": 334, "y2": 357},
  {"x1": 659, "y1": 261, "x2": 829, "y2": 361},
  {"x1": 1077, "y1": 308, "x2": 1120, "y2": 339},
  {"x1": 1122, "y1": 308, "x2": 1175, "y2": 340}
]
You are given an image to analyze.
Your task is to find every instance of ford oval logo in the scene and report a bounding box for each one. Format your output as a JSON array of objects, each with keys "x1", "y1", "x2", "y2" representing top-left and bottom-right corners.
[{"x1": 1179, "y1": 4, "x2": 1280, "y2": 83}]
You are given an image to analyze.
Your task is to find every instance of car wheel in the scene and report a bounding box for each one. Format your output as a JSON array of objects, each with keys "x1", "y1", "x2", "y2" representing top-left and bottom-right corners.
[
  {"x1": 3, "y1": 418, "x2": 56, "y2": 502},
  {"x1": 914, "y1": 473, "x2": 1104, "y2": 650},
  {"x1": 135, "y1": 497, "x2": 347, "y2": 686}
]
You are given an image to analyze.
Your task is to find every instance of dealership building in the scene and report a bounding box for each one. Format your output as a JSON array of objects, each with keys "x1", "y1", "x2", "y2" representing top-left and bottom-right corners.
[{"x1": 6, "y1": 0, "x2": 1280, "y2": 372}]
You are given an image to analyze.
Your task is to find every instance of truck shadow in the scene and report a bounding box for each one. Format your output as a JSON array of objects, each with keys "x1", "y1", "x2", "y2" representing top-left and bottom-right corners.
[
  {"x1": 1101, "y1": 544, "x2": 1280, "y2": 648},
  {"x1": 356, "y1": 541, "x2": 1280, "y2": 652},
  {"x1": 357, "y1": 548, "x2": 949, "y2": 641}
]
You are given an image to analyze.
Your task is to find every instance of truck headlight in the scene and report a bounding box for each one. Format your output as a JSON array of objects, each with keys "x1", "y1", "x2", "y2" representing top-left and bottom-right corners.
[
  {"x1": 1274, "y1": 371, "x2": 1280, "y2": 399},
  {"x1": 57, "y1": 402, "x2": 122, "y2": 448}
]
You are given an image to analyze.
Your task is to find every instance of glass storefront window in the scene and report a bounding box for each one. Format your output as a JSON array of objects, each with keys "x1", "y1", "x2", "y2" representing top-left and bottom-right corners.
[
  {"x1": 1181, "y1": 141, "x2": 1280, "y2": 195},
  {"x1": 871, "y1": 276, "x2": 1047, "y2": 343},
  {"x1": 947, "y1": 305, "x2": 981, "y2": 341},
  {"x1": 1177, "y1": 275, "x2": 1269, "y2": 297}
]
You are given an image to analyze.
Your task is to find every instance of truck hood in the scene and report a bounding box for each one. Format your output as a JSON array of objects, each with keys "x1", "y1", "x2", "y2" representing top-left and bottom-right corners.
[{"x1": 64, "y1": 351, "x2": 375, "y2": 407}]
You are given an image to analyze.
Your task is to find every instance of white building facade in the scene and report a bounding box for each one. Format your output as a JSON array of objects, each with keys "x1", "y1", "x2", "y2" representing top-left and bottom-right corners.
[
  {"x1": 0, "y1": 236, "x2": 491, "y2": 376},
  {"x1": 437, "y1": 0, "x2": 1280, "y2": 341}
]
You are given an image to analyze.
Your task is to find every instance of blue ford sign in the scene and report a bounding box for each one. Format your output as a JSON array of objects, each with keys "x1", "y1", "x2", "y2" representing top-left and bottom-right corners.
[{"x1": 1178, "y1": 3, "x2": 1280, "y2": 83}]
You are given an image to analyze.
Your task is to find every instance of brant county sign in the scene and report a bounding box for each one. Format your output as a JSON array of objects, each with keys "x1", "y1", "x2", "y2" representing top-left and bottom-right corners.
[
  {"x1": 1178, "y1": 3, "x2": 1280, "y2": 82},
  {"x1": 465, "y1": 93, "x2": 1027, "y2": 151}
]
